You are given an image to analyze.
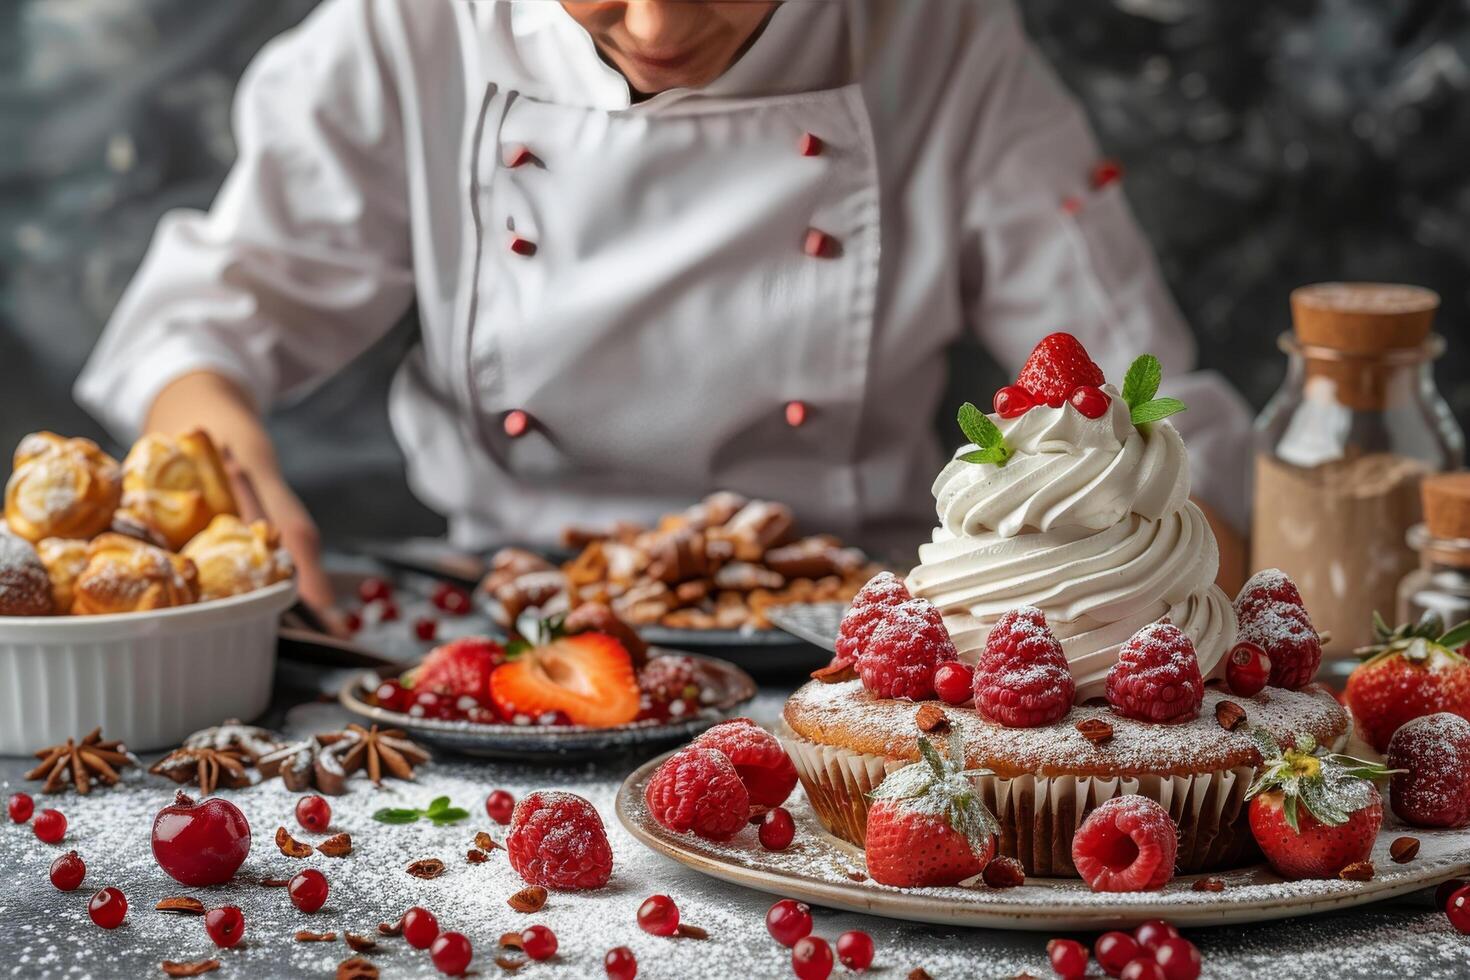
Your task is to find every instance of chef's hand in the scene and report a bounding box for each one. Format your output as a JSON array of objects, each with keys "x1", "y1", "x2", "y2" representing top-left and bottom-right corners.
[{"x1": 144, "y1": 370, "x2": 347, "y2": 634}]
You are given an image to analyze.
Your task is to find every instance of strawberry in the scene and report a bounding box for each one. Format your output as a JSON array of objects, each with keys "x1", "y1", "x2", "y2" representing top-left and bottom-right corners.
[
  {"x1": 410, "y1": 636, "x2": 505, "y2": 699},
  {"x1": 863, "y1": 736, "x2": 998, "y2": 887},
  {"x1": 1244, "y1": 729, "x2": 1390, "y2": 880},
  {"x1": 488, "y1": 632, "x2": 640, "y2": 727},
  {"x1": 1345, "y1": 613, "x2": 1470, "y2": 752},
  {"x1": 1014, "y1": 333, "x2": 1106, "y2": 408},
  {"x1": 1232, "y1": 569, "x2": 1323, "y2": 690}
]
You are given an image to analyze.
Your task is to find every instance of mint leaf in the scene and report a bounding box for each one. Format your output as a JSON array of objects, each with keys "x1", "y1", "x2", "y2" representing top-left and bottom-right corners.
[
  {"x1": 426, "y1": 796, "x2": 450, "y2": 815},
  {"x1": 955, "y1": 402, "x2": 1011, "y2": 468},
  {"x1": 428, "y1": 808, "x2": 469, "y2": 825},
  {"x1": 958, "y1": 446, "x2": 1010, "y2": 466},
  {"x1": 372, "y1": 808, "x2": 420, "y2": 825},
  {"x1": 1130, "y1": 397, "x2": 1187, "y2": 426},
  {"x1": 1122, "y1": 354, "x2": 1162, "y2": 408}
]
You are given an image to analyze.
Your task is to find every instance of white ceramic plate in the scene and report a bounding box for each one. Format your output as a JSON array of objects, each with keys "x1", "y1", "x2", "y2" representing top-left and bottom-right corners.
[{"x1": 617, "y1": 751, "x2": 1470, "y2": 930}]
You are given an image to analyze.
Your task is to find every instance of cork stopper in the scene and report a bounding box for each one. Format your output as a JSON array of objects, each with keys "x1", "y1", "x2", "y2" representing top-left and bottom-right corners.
[
  {"x1": 1290, "y1": 283, "x2": 1438, "y2": 352},
  {"x1": 1423, "y1": 472, "x2": 1470, "y2": 541}
]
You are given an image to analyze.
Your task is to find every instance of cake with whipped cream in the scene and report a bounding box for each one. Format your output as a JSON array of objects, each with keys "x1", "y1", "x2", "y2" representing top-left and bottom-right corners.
[{"x1": 782, "y1": 334, "x2": 1346, "y2": 879}]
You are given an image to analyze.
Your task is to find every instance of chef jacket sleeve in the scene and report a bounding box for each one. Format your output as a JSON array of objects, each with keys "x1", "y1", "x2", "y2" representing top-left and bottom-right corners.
[
  {"x1": 75, "y1": 0, "x2": 415, "y2": 439},
  {"x1": 957, "y1": 2, "x2": 1253, "y2": 534}
]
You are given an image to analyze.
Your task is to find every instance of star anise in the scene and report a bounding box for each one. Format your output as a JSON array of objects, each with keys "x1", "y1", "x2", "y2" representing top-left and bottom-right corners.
[
  {"x1": 26, "y1": 727, "x2": 139, "y2": 795},
  {"x1": 149, "y1": 746, "x2": 252, "y2": 796},
  {"x1": 322, "y1": 724, "x2": 430, "y2": 788}
]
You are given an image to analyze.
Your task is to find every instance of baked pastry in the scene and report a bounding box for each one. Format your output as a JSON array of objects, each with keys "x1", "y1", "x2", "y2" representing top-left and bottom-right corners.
[
  {"x1": 35, "y1": 537, "x2": 90, "y2": 614},
  {"x1": 72, "y1": 533, "x2": 199, "y2": 615},
  {"x1": 0, "y1": 531, "x2": 54, "y2": 615},
  {"x1": 114, "y1": 430, "x2": 238, "y2": 550},
  {"x1": 4, "y1": 432, "x2": 121, "y2": 542},
  {"x1": 181, "y1": 514, "x2": 293, "y2": 600}
]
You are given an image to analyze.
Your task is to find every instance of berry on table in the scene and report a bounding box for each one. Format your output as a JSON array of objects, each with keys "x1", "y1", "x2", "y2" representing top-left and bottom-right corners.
[
  {"x1": 49, "y1": 850, "x2": 86, "y2": 891},
  {"x1": 759, "y1": 808, "x2": 796, "y2": 850},
  {"x1": 150, "y1": 791, "x2": 252, "y2": 887},
  {"x1": 1047, "y1": 937, "x2": 1088, "y2": 979},
  {"x1": 506, "y1": 791, "x2": 614, "y2": 890},
  {"x1": 88, "y1": 887, "x2": 127, "y2": 929},
  {"x1": 430, "y1": 931, "x2": 473, "y2": 976},
  {"x1": 343, "y1": 610, "x2": 363, "y2": 634},
  {"x1": 485, "y1": 789, "x2": 516, "y2": 825},
  {"x1": 636, "y1": 894, "x2": 679, "y2": 936},
  {"x1": 645, "y1": 747, "x2": 750, "y2": 842},
  {"x1": 287, "y1": 868, "x2": 328, "y2": 913},
  {"x1": 358, "y1": 577, "x2": 393, "y2": 603},
  {"x1": 401, "y1": 906, "x2": 439, "y2": 948},
  {"x1": 377, "y1": 600, "x2": 401, "y2": 623},
  {"x1": 692, "y1": 717, "x2": 799, "y2": 815},
  {"x1": 33, "y1": 808, "x2": 66, "y2": 844},
  {"x1": 1094, "y1": 931, "x2": 1141, "y2": 977},
  {"x1": 1132, "y1": 920, "x2": 1180, "y2": 952},
  {"x1": 1387, "y1": 712, "x2": 1470, "y2": 828},
  {"x1": 1224, "y1": 641, "x2": 1271, "y2": 698},
  {"x1": 1152, "y1": 937, "x2": 1202, "y2": 980},
  {"x1": 604, "y1": 946, "x2": 638, "y2": 980},
  {"x1": 973, "y1": 606, "x2": 1075, "y2": 727},
  {"x1": 765, "y1": 899, "x2": 813, "y2": 947},
  {"x1": 8, "y1": 792, "x2": 33, "y2": 823},
  {"x1": 993, "y1": 385, "x2": 1035, "y2": 419},
  {"x1": 1105, "y1": 623, "x2": 1204, "y2": 724},
  {"x1": 521, "y1": 924, "x2": 557, "y2": 960},
  {"x1": 1072, "y1": 796, "x2": 1177, "y2": 892},
  {"x1": 836, "y1": 930, "x2": 874, "y2": 970},
  {"x1": 1120, "y1": 960, "x2": 1168, "y2": 980},
  {"x1": 1436, "y1": 878, "x2": 1470, "y2": 911},
  {"x1": 1448, "y1": 884, "x2": 1470, "y2": 935},
  {"x1": 1068, "y1": 384, "x2": 1111, "y2": 419},
  {"x1": 415, "y1": 616, "x2": 439, "y2": 642},
  {"x1": 432, "y1": 582, "x2": 473, "y2": 615},
  {"x1": 933, "y1": 661, "x2": 974, "y2": 705},
  {"x1": 295, "y1": 795, "x2": 331, "y2": 833},
  {"x1": 792, "y1": 935, "x2": 834, "y2": 980},
  {"x1": 204, "y1": 906, "x2": 245, "y2": 948}
]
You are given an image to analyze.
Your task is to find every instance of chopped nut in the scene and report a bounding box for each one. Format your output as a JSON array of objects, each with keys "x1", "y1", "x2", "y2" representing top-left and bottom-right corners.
[
  {"x1": 908, "y1": 970, "x2": 935, "y2": 980},
  {"x1": 317, "y1": 832, "x2": 353, "y2": 857},
  {"x1": 337, "y1": 957, "x2": 379, "y2": 980},
  {"x1": 507, "y1": 886, "x2": 548, "y2": 913},
  {"x1": 406, "y1": 858, "x2": 446, "y2": 879},
  {"x1": 260, "y1": 877, "x2": 291, "y2": 887},
  {"x1": 495, "y1": 954, "x2": 527, "y2": 973},
  {"x1": 499, "y1": 932, "x2": 525, "y2": 950},
  {"x1": 345, "y1": 933, "x2": 378, "y2": 954},
  {"x1": 154, "y1": 896, "x2": 206, "y2": 915},
  {"x1": 810, "y1": 659, "x2": 858, "y2": 684},
  {"x1": 1192, "y1": 876, "x2": 1226, "y2": 892},
  {"x1": 1074, "y1": 718, "x2": 1114, "y2": 745},
  {"x1": 914, "y1": 703, "x2": 950, "y2": 734},
  {"x1": 377, "y1": 920, "x2": 404, "y2": 937},
  {"x1": 475, "y1": 831, "x2": 503, "y2": 852},
  {"x1": 676, "y1": 924, "x2": 709, "y2": 939},
  {"x1": 161, "y1": 961, "x2": 220, "y2": 977},
  {"x1": 275, "y1": 826, "x2": 313, "y2": 858},
  {"x1": 1390, "y1": 837, "x2": 1420, "y2": 864},
  {"x1": 296, "y1": 930, "x2": 338, "y2": 942},
  {"x1": 981, "y1": 856, "x2": 1026, "y2": 888},
  {"x1": 1215, "y1": 700, "x2": 1247, "y2": 732},
  {"x1": 847, "y1": 871, "x2": 868, "y2": 882},
  {"x1": 467, "y1": 848, "x2": 489, "y2": 864},
  {"x1": 1339, "y1": 861, "x2": 1374, "y2": 882}
]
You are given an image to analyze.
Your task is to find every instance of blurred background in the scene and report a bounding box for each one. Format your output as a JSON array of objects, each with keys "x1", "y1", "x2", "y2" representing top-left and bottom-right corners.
[{"x1": 2, "y1": 0, "x2": 1468, "y2": 541}]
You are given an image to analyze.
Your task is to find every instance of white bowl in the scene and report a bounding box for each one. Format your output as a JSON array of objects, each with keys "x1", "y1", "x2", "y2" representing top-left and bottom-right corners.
[{"x1": 0, "y1": 580, "x2": 296, "y2": 754}]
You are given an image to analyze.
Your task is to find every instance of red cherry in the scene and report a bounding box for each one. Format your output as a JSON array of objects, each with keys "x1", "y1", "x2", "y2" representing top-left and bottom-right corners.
[
  {"x1": 1068, "y1": 385, "x2": 1111, "y2": 419},
  {"x1": 8, "y1": 792, "x2": 33, "y2": 823},
  {"x1": 204, "y1": 906, "x2": 246, "y2": 948},
  {"x1": 295, "y1": 795, "x2": 331, "y2": 833},
  {"x1": 1225, "y1": 642, "x2": 1271, "y2": 697},
  {"x1": 1447, "y1": 885, "x2": 1470, "y2": 934},
  {"x1": 33, "y1": 809, "x2": 66, "y2": 844},
  {"x1": 49, "y1": 850, "x2": 86, "y2": 891},
  {"x1": 430, "y1": 931, "x2": 474, "y2": 976},
  {"x1": 378, "y1": 600, "x2": 401, "y2": 622},
  {"x1": 792, "y1": 935, "x2": 834, "y2": 980},
  {"x1": 485, "y1": 789, "x2": 516, "y2": 825},
  {"x1": 933, "y1": 662, "x2": 974, "y2": 705},
  {"x1": 358, "y1": 577, "x2": 393, "y2": 603},
  {"x1": 415, "y1": 617, "x2": 439, "y2": 642},
  {"x1": 993, "y1": 385, "x2": 1035, "y2": 419},
  {"x1": 758, "y1": 808, "x2": 796, "y2": 850},
  {"x1": 1153, "y1": 938, "x2": 1202, "y2": 980},
  {"x1": 604, "y1": 946, "x2": 638, "y2": 980},
  {"x1": 836, "y1": 930, "x2": 874, "y2": 970},
  {"x1": 636, "y1": 894, "x2": 679, "y2": 936},
  {"x1": 1132, "y1": 920, "x2": 1180, "y2": 952},
  {"x1": 88, "y1": 887, "x2": 127, "y2": 929},
  {"x1": 343, "y1": 610, "x2": 363, "y2": 633},
  {"x1": 521, "y1": 925, "x2": 557, "y2": 961},
  {"x1": 766, "y1": 899, "x2": 813, "y2": 947},
  {"x1": 1095, "y1": 931, "x2": 1142, "y2": 977},
  {"x1": 402, "y1": 906, "x2": 440, "y2": 949},
  {"x1": 374, "y1": 680, "x2": 409, "y2": 713},
  {"x1": 1047, "y1": 938, "x2": 1089, "y2": 979},
  {"x1": 288, "y1": 868, "x2": 328, "y2": 913},
  {"x1": 1120, "y1": 960, "x2": 1168, "y2": 980},
  {"x1": 151, "y1": 792, "x2": 251, "y2": 886},
  {"x1": 1437, "y1": 878, "x2": 1470, "y2": 911}
]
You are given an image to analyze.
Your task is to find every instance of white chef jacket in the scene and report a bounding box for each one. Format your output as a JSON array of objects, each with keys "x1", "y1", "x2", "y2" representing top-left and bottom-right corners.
[{"x1": 76, "y1": 0, "x2": 1253, "y2": 555}]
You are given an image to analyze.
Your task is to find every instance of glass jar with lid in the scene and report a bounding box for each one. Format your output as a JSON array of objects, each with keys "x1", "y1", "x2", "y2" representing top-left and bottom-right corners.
[
  {"x1": 1399, "y1": 473, "x2": 1470, "y2": 631},
  {"x1": 1252, "y1": 283, "x2": 1464, "y2": 656}
]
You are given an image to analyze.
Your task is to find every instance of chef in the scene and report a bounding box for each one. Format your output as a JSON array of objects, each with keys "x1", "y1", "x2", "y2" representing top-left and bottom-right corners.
[{"x1": 76, "y1": 0, "x2": 1251, "y2": 616}]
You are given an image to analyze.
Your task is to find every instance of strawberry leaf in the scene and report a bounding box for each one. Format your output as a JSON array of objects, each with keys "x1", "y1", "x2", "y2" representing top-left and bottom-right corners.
[
  {"x1": 955, "y1": 402, "x2": 1012, "y2": 468},
  {"x1": 1130, "y1": 397, "x2": 1187, "y2": 426},
  {"x1": 1438, "y1": 620, "x2": 1470, "y2": 651},
  {"x1": 1122, "y1": 354, "x2": 1162, "y2": 409}
]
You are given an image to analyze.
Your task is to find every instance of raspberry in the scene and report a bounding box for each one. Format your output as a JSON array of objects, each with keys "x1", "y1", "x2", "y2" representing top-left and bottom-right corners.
[
  {"x1": 1015, "y1": 332, "x2": 1106, "y2": 408},
  {"x1": 638, "y1": 656, "x2": 701, "y2": 704},
  {"x1": 853, "y1": 598, "x2": 957, "y2": 701},
  {"x1": 834, "y1": 572, "x2": 913, "y2": 663},
  {"x1": 505, "y1": 791, "x2": 613, "y2": 890},
  {"x1": 644, "y1": 747, "x2": 750, "y2": 842},
  {"x1": 1387, "y1": 713, "x2": 1470, "y2": 829},
  {"x1": 1106, "y1": 622, "x2": 1204, "y2": 723},
  {"x1": 1071, "y1": 795, "x2": 1178, "y2": 892},
  {"x1": 1233, "y1": 569, "x2": 1321, "y2": 690},
  {"x1": 973, "y1": 606, "x2": 1075, "y2": 727},
  {"x1": 1234, "y1": 567, "x2": 1305, "y2": 612},
  {"x1": 692, "y1": 718, "x2": 797, "y2": 814}
]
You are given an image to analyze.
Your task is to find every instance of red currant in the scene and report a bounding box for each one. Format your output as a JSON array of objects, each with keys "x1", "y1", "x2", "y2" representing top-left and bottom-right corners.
[
  {"x1": 88, "y1": 887, "x2": 127, "y2": 929},
  {"x1": 836, "y1": 930, "x2": 874, "y2": 970},
  {"x1": 8, "y1": 792, "x2": 33, "y2": 823},
  {"x1": 1047, "y1": 938, "x2": 1089, "y2": 979},
  {"x1": 1447, "y1": 884, "x2": 1470, "y2": 934},
  {"x1": 402, "y1": 906, "x2": 440, "y2": 949},
  {"x1": 287, "y1": 868, "x2": 328, "y2": 913},
  {"x1": 1095, "y1": 931, "x2": 1142, "y2": 977},
  {"x1": 636, "y1": 894, "x2": 679, "y2": 936},
  {"x1": 374, "y1": 680, "x2": 409, "y2": 713},
  {"x1": 49, "y1": 850, "x2": 86, "y2": 891},
  {"x1": 204, "y1": 906, "x2": 246, "y2": 948},
  {"x1": 485, "y1": 789, "x2": 516, "y2": 825},
  {"x1": 521, "y1": 924, "x2": 557, "y2": 961},
  {"x1": 1132, "y1": 920, "x2": 1180, "y2": 952},
  {"x1": 415, "y1": 617, "x2": 439, "y2": 641},
  {"x1": 1437, "y1": 878, "x2": 1470, "y2": 910},
  {"x1": 295, "y1": 795, "x2": 331, "y2": 833},
  {"x1": 933, "y1": 661, "x2": 974, "y2": 705},
  {"x1": 358, "y1": 577, "x2": 393, "y2": 603},
  {"x1": 993, "y1": 385, "x2": 1035, "y2": 419},
  {"x1": 1069, "y1": 385, "x2": 1111, "y2": 419},
  {"x1": 1120, "y1": 960, "x2": 1168, "y2": 980},
  {"x1": 758, "y1": 808, "x2": 796, "y2": 850},
  {"x1": 33, "y1": 808, "x2": 66, "y2": 844},
  {"x1": 792, "y1": 935, "x2": 834, "y2": 980},
  {"x1": 378, "y1": 600, "x2": 400, "y2": 622},
  {"x1": 1225, "y1": 642, "x2": 1271, "y2": 698},
  {"x1": 430, "y1": 931, "x2": 474, "y2": 976},
  {"x1": 343, "y1": 610, "x2": 363, "y2": 633},
  {"x1": 1152, "y1": 938, "x2": 1202, "y2": 980},
  {"x1": 765, "y1": 899, "x2": 813, "y2": 948},
  {"x1": 433, "y1": 583, "x2": 473, "y2": 615},
  {"x1": 604, "y1": 946, "x2": 637, "y2": 980}
]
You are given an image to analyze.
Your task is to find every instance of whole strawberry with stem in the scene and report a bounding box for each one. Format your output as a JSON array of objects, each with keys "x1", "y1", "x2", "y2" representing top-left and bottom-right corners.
[
  {"x1": 1245, "y1": 729, "x2": 1393, "y2": 880},
  {"x1": 1015, "y1": 332, "x2": 1106, "y2": 408},
  {"x1": 863, "y1": 735, "x2": 999, "y2": 887},
  {"x1": 1345, "y1": 612, "x2": 1470, "y2": 752}
]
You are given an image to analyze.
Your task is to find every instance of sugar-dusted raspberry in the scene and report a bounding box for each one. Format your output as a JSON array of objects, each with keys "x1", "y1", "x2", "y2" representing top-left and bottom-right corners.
[
  {"x1": 505, "y1": 791, "x2": 613, "y2": 890},
  {"x1": 1387, "y1": 712, "x2": 1470, "y2": 829},
  {"x1": 644, "y1": 747, "x2": 750, "y2": 842},
  {"x1": 692, "y1": 718, "x2": 797, "y2": 814},
  {"x1": 1233, "y1": 569, "x2": 1322, "y2": 690},
  {"x1": 834, "y1": 572, "x2": 913, "y2": 663},
  {"x1": 854, "y1": 598, "x2": 957, "y2": 701},
  {"x1": 1071, "y1": 794, "x2": 1178, "y2": 892},
  {"x1": 1234, "y1": 567, "x2": 1306, "y2": 614},
  {"x1": 973, "y1": 606, "x2": 1075, "y2": 727},
  {"x1": 1106, "y1": 622, "x2": 1204, "y2": 723}
]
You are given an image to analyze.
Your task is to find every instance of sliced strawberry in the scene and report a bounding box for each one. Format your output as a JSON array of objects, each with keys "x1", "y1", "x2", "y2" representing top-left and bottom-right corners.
[
  {"x1": 410, "y1": 636, "x2": 505, "y2": 700},
  {"x1": 489, "y1": 633, "x2": 640, "y2": 727},
  {"x1": 1015, "y1": 332, "x2": 1106, "y2": 408}
]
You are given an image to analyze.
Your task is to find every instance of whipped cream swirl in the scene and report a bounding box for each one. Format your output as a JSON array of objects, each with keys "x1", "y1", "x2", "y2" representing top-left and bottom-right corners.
[{"x1": 908, "y1": 386, "x2": 1235, "y2": 700}]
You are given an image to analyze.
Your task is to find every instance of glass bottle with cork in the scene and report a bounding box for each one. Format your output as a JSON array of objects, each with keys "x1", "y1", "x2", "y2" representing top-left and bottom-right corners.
[
  {"x1": 1252, "y1": 282, "x2": 1464, "y2": 656},
  {"x1": 1399, "y1": 473, "x2": 1470, "y2": 630}
]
